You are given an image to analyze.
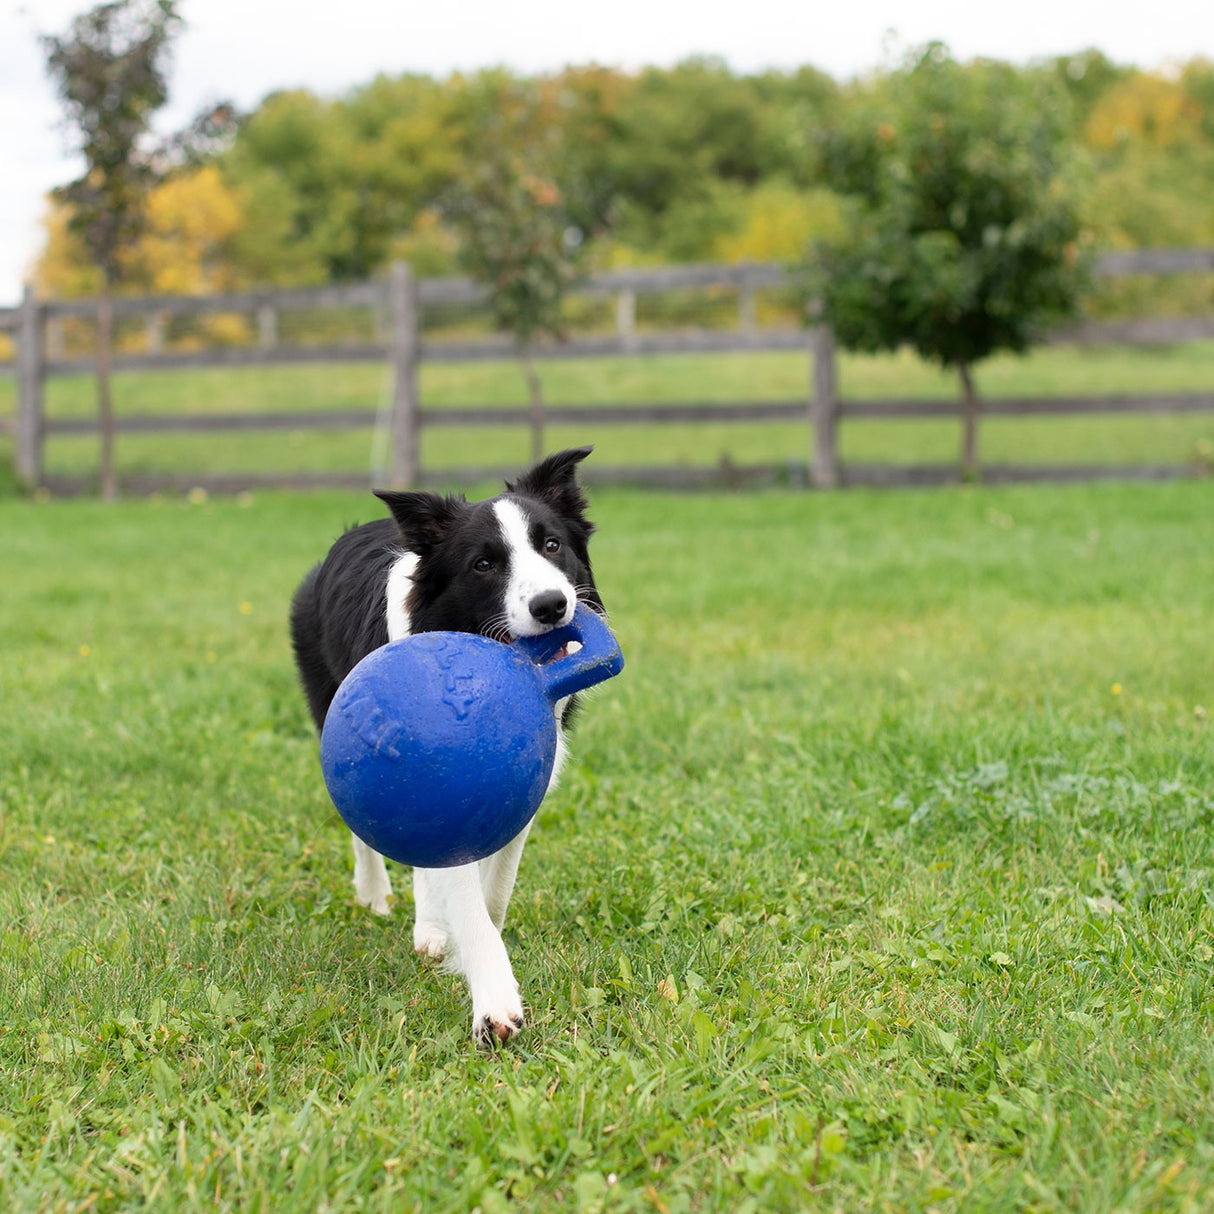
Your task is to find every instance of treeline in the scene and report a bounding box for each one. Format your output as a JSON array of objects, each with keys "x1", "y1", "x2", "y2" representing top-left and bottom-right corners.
[{"x1": 35, "y1": 50, "x2": 1214, "y2": 304}]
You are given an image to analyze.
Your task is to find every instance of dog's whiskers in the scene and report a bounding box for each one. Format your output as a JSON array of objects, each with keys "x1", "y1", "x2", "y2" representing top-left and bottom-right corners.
[{"x1": 481, "y1": 612, "x2": 515, "y2": 644}]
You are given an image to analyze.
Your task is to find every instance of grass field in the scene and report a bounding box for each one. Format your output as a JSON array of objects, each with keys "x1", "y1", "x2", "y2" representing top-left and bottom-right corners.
[
  {"x1": 1, "y1": 476, "x2": 1212, "y2": 1210},
  {"x1": 1, "y1": 340, "x2": 1213, "y2": 485}
]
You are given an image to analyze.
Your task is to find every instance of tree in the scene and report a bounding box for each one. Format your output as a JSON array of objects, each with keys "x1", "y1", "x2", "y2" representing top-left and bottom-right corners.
[
  {"x1": 217, "y1": 77, "x2": 464, "y2": 285},
  {"x1": 42, "y1": 0, "x2": 181, "y2": 498},
  {"x1": 443, "y1": 79, "x2": 591, "y2": 462},
  {"x1": 806, "y1": 45, "x2": 1088, "y2": 478}
]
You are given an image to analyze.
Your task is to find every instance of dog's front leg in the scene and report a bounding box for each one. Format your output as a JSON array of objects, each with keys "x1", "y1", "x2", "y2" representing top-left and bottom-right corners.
[
  {"x1": 478, "y1": 820, "x2": 532, "y2": 930},
  {"x1": 433, "y1": 864, "x2": 525, "y2": 1044},
  {"x1": 412, "y1": 867, "x2": 449, "y2": 959},
  {"x1": 351, "y1": 833, "x2": 393, "y2": 915},
  {"x1": 476, "y1": 726, "x2": 565, "y2": 929}
]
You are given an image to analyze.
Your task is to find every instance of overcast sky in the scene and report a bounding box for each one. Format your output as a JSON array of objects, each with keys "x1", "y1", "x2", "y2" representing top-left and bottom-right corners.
[{"x1": 3, "y1": 0, "x2": 1213, "y2": 302}]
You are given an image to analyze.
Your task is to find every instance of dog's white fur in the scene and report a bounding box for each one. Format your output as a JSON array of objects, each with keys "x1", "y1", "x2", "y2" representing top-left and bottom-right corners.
[{"x1": 353, "y1": 499, "x2": 578, "y2": 1041}]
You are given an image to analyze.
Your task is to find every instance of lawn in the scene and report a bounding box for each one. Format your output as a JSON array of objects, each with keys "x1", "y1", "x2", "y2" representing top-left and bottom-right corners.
[
  {"x1": 1, "y1": 340, "x2": 1212, "y2": 485},
  {"x1": 1, "y1": 478, "x2": 1212, "y2": 1211}
]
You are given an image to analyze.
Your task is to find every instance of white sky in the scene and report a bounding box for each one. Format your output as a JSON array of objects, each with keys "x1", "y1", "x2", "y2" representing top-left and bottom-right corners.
[{"x1": 3, "y1": 0, "x2": 1213, "y2": 302}]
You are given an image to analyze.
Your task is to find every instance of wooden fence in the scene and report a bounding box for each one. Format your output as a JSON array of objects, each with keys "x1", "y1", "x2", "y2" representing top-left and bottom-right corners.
[{"x1": 2, "y1": 249, "x2": 1213, "y2": 494}]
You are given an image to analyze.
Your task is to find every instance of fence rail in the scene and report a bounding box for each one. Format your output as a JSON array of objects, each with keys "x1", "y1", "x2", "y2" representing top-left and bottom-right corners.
[{"x1": 3, "y1": 249, "x2": 1213, "y2": 494}]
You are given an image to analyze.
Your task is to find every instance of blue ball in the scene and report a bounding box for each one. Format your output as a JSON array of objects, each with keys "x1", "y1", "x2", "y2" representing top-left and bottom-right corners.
[{"x1": 320, "y1": 604, "x2": 623, "y2": 868}]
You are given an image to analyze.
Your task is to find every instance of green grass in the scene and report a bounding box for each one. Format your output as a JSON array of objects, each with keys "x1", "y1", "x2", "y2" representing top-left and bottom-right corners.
[
  {"x1": 1, "y1": 479, "x2": 1212, "y2": 1210},
  {"x1": 1, "y1": 341, "x2": 1212, "y2": 483}
]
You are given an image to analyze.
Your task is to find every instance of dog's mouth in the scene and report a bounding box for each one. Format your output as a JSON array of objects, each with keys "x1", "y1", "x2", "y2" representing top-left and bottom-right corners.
[
  {"x1": 512, "y1": 638, "x2": 582, "y2": 664},
  {"x1": 491, "y1": 628, "x2": 581, "y2": 663}
]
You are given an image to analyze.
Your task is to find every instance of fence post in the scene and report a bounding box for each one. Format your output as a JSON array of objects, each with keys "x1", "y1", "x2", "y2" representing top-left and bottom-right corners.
[
  {"x1": 616, "y1": 288, "x2": 636, "y2": 350},
  {"x1": 258, "y1": 304, "x2": 278, "y2": 350},
  {"x1": 146, "y1": 311, "x2": 165, "y2": 353},
  {"x1": 739, "y1": 285, "x2": 757, "y2": 334},
  {"x1": 15, "y1": 284, "x2": 44, "y2": 492},
  {"x1": 809, "y1": 323, "x2": 839, "y2": 489},
  {"x1": 387, "y1": 261, "x2": 421, "y2": 489}
]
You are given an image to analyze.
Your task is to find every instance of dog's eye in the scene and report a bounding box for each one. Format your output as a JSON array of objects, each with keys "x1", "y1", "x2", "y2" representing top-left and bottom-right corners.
[
  {"x1": 544, "y1": 537, "x2": 561, "y2": 554},
  {"x1": 473, "y1": 557, "x2": 494, "y2": 573}
]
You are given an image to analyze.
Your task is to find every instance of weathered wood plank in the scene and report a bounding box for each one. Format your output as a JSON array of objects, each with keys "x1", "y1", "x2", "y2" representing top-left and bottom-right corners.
[
  {"x1": 16, "y1": 284, "x2": 43, "y2": 489},
  {"x1": 42, "y1": 402, "x2": 811, "y2": 435},
  {"x1": 44, "y1": 410, "x2": 380, "y2": 435},
  {"x1": 1095, "y1": 248, "x2": 1214, "y2": 276},
  {"x1": 46, "y1": 343, "x2": 390, "y2": 374},
  {"x1": 1049, "y1": 315, "x2": 1214, "y2": 345},
  {"x1": 41, "y1": 471, "x2": 375, "y2": 497},
  {"x1": 421, "y1": 401, "x2": 811, "y2": 426},
  {"x1": 39, "y1": 458, "x2": 1200, "y2": 500},
  {"x1": 388, "y1": 262, "x2": 421, "y2": 488},
  {"x1": 43, "y1": 280, "x2": 386, "y2": 319},
  {"x1": 810, "y1": 325, "x2": 839, "y2": 489},
  {"x1": 841, "y1": 462, "x2": 1196, "y2": 486},
  {"x1": 842, "y1": 392, "x2": 1214, "y2": 417},
  {"x1": 420, "y1": 327, "x2": 809, "y2": 362},
  {"x1": 29, "y1": 248, "x2": 1214, "y2": 325},
  {"x1": 40, "y1": 389, "x2": 1214, "y2": 439}
]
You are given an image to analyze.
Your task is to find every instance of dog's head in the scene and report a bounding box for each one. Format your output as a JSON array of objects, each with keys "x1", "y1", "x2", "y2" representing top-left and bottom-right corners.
[{"x1": 376, "y1": 446, "x2": 602, "y2": 641}]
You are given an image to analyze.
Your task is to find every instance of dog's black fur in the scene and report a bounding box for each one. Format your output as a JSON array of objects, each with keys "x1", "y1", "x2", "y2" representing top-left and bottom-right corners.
[{"x1": 290, "y1": 446, "x2": 603, "y2": 736}]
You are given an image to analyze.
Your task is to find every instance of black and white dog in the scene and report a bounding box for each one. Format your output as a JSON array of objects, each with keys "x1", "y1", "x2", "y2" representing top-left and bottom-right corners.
[{"x1": 290, "y1": 447, "x2": 603, "y2": 1044}]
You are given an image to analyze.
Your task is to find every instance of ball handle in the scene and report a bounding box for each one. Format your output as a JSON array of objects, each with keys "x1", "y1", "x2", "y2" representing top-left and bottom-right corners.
[{"x1": 512, "y1": 603, "x2": 624, "y2": 704}]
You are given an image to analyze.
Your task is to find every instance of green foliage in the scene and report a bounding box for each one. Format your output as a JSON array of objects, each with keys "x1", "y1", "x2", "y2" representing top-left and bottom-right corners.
[
  {"x1": 30, "y1": 42, "x2": 1214, "y2": 316},
  {"x1": 41, "y1": 0, "x2": 181, "y2": 284},
  {"x1": 0, "y1": 481, "x2": 1212, "y2": 1209},
  {"x1": 443, "y1": 80, "x2": 588, "y2": 351},
  {"x1": 1038, "y1": 48, "x2": 1134, "y2": 126},
  {"x1": 1181, "y1": 59, "x2": 1214, "y2": 141},
  {"x1": 807, "y1": 44, "x2": 1088, "y2": 371}
]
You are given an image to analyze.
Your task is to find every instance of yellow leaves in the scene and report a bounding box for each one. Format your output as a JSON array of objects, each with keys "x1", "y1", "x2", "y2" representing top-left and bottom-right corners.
[
  {"x1": 1084, "y1": 73, "x2": 1203, "y2": 151},
  {"x1": 130, "y1": 164, "x2": 245, "y2": 295},
  {"x1": 715, "y1": 184, "x2": 843, "y2": 264},
  {"x1": 35, "y1": 201, "x2": 103, "y2": 297},
  {"x1": 147, "y1": 165, "x2": 241, "y2": 247},
  {"x1": 35, "y1": 164, "x2": 246, "y2": 298}
]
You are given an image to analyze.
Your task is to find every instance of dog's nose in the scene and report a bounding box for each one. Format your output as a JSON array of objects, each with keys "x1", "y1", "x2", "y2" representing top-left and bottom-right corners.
[{"x1": 529, "y1": 590, "x2": 568, "y2": 626}]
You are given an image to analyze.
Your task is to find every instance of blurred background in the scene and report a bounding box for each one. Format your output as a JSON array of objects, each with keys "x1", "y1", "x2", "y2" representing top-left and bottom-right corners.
[{"x1": 1, "y1": 0, "x2": 1211, "y2": 492}]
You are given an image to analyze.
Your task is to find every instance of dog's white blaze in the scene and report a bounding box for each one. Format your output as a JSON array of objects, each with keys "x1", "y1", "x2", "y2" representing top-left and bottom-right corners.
[
  {"x1": 384, "y1": 551, "x2": 418, "y2": 642},
  {"x1": 493, "y1": 499, "x2": 576, "y2": 637}
]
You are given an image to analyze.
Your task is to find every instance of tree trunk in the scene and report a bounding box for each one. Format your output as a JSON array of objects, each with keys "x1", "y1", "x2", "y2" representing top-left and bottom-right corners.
[
  {"x1": 97, "y1": 281, "x2": 117, "y2": 501},
  {"x1": 958, "y1": 358, "x2": 980, "y2": 482},
  {"x1": 520, "y1": 349, "x2": 545, "y2": 464}
]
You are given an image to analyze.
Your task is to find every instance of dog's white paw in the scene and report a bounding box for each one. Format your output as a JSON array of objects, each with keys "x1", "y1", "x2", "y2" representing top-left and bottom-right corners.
[
  {"x1": 472, "y1": 983, "x2": 525, "y2": 1046},
  {"x1": 354, "y1": 883, "x2": 393, "y2": 912},
  {"x1": 413, "y1": 921, "x2": 449, "y2": 960}
]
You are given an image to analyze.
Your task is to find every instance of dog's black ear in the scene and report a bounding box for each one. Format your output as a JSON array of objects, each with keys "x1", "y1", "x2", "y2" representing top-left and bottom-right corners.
[
  {"x1": 374, "y1": 490, "x2": 466, "y2": 555},
  {"x1": 507, "y1": 446, "x2": 594, "y2": 524}
]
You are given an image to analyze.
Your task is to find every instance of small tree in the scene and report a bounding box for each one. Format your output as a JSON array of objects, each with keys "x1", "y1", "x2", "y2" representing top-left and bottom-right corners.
[
  {"x1": 42, "y1": 0, "x2": 181, "y2": 499},
  {"x1": 445, "y1": 82, "x2": 589, "y2": 462},
  {"x1": 806, "y1": 44, "x2": 1088, "y2": 478}
]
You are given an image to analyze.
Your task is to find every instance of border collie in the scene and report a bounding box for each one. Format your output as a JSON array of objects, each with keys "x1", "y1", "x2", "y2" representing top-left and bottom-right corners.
[{"x1": 290, "y1": 447, "x2": 603, "y2": 1044}]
